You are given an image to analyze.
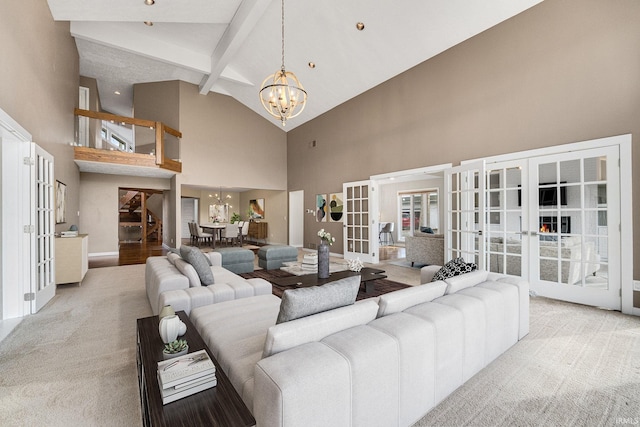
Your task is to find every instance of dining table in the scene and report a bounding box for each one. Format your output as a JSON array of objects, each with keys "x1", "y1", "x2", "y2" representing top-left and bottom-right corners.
[{"x1": 199, "y1": 223, "x2": 226, "y2": 248}]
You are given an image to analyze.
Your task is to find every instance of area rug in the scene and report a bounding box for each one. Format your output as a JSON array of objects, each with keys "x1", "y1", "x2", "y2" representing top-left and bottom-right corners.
[
  {"x1": 240, "y1": 269, "x2": 410, "y2": 301},
  {"x1": 389, "y1": 259, "x2": 431, "y2": 269}
]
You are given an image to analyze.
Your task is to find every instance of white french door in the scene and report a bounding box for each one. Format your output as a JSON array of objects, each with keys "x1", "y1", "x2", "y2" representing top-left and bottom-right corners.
[
  {"x1": 343, "y1": 180, "x2": 378, "y2": 263},
  {"x1": 444, "y1": 161, "x2": 485, "y2": 268},
  {"x1": 33, "y1": 144, "x2": 56, "y2": 312},
  {"x1": 486, "y1": 145, "x2": 621, "y2": 310},
  {"x1": 485, "y1": 160, "x2": 528, "y2": 279},
  {"x1": 527, "y1": 146, "x2": 620, "y2": 310}
]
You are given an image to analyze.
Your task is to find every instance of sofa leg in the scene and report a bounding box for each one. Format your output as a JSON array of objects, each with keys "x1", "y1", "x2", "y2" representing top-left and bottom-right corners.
[{"x1": 411, "y1": 262, "x2": 414, "y2": 267}]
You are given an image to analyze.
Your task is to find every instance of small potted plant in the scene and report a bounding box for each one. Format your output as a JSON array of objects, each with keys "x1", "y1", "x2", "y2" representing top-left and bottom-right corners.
[
  {"x1": 230, "y1": 212, "x2": 241, "y2": 224},
  {"x1": 163, "y1": 339, "x2": 188, "y2": 359}
]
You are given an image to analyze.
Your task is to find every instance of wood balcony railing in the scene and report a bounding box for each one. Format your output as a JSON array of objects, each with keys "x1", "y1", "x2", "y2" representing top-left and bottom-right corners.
[{"x1": 73, "y1": 108, "x2": 182, "y2": 174}]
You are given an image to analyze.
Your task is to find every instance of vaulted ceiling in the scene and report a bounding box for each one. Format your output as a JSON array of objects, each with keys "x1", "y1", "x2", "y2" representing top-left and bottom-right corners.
[{"x1": 47, "y1": 0, "x2": 542, "y2": 130}]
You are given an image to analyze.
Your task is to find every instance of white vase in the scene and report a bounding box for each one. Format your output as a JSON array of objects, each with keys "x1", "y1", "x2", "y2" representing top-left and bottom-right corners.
[
  {"x1": 158, "y1": 305, "x2": 175, "y2": 320},
  {"x1": 178, "y1": 320, "x2": 187, "y2": 336},
  {"x1": 158, "y1": 315, "x2": 180, "y2": 344}
]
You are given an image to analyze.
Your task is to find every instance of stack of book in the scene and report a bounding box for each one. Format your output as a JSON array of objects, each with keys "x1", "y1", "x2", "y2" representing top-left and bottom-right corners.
[
  {"x1": 157, "y1": 349, "x2": 216, "y2": 405},
  {"x1": 301, "y1": 253, "x2": 318, "y2": 271}
]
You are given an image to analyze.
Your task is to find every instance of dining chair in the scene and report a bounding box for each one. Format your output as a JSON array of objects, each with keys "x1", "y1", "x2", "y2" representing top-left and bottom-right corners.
[
  {"x1": 223, "y1": 223, "x2": 239, "y2": 246},
  {"x1": 193, "y1": 222, "x2": 213, "y2": 247},
  {"x1": 239, "y1": 221, "x2": 249, "y2": 246}
]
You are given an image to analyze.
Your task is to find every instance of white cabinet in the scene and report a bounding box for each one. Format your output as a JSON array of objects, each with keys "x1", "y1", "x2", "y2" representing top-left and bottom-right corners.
[{"x1": 55, "y1": 234, "x2": 89, "y2": 285}]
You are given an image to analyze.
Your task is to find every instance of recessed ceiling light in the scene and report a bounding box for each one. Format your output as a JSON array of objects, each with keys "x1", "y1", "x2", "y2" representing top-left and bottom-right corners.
[
  {"x1": 356, "y1": 22, "x2": 365, "y2": 31},
  {"x1": 144, "y1": 21, "x2": 153, "y2": 26},
  {"x1": 308, "y1": 62, "x2": 316, "y2": 69},
  {"x1": 114, "y1": 91, "x2": 121, "y2": 95},
  {"x1": 144, "y1": 0, "x2": 155, "y2": 5}
]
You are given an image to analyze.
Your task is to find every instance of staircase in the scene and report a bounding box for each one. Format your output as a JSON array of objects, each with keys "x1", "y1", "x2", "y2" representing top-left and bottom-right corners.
[{"x1": 119, "y1": 189, "x2": 163, "y2": 242}]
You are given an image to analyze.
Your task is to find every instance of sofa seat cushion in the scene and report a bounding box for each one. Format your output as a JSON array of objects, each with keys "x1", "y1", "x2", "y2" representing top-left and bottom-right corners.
[
  {"x1": 189, "y1": 294, "x2": 281, "y2": 409},
  {"x1": 276, "y1": 276, "x2": 360, "y2": 323},
  {"x1": 157, "y1": 278, "x2": 272, "y2": 315}
]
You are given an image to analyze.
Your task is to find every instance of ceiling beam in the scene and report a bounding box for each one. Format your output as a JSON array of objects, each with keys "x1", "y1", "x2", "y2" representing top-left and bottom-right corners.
[{"x1": 198, "y1": 0, "x2": 270, "y2": 95}]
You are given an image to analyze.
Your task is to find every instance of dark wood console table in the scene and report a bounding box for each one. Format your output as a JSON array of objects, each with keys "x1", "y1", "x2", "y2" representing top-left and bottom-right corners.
[{"x1": 136, "y1": 311, "x2": 255, "y2": 427}]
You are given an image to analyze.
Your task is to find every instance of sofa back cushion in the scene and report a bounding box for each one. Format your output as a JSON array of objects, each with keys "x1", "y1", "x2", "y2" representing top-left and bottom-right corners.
[
  {"x1": 275, "y1": 276, "x2": 360, "y2": 324},
  {"x1": 263, "y1": 299, "x2": 379, "y2": 358},
  {"x1": 180, "y1": 246, "x2": 214, "y2": 285},
  {"x1": 376, "y1": 281, "x2": 447, "y2": 317},
  {"x1": 174, "y1": 258, "x2": 201, "y2": 287},
  {"x1": 444, "y1": 269, "x2": 489, "y2": 294}
]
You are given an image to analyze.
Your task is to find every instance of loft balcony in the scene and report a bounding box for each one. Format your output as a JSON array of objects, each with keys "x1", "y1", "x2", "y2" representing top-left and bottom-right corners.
[{"x1": 73, "y1": 109, "x2": 182, "y2": 178}]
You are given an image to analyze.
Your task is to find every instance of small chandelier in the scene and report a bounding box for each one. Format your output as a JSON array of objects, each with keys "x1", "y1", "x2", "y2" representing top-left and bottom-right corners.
[
  {"x1": 259, "y1": 0, "x2": 307, "y2": 126},
  {"x1": 213, "y1": 187, "x2": 232, "y2": 207}
]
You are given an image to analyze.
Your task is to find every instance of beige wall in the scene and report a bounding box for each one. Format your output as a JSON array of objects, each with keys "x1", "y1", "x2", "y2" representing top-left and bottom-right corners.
[
  {"x1": 79, "y1": 173, "x2": 172, "y2": 253},
  {"x1": 287, "y1": 0, "x2": 640, "y2": 280},
  {"x1": 177, "y1": 81, "x2": 287, "y2": 191},
  {"x1": 0, "y1": 0, "x2": 79, "y2": 235},
  {"x1": 240, "y1": 190, "x2": 288, "y2": 245}
]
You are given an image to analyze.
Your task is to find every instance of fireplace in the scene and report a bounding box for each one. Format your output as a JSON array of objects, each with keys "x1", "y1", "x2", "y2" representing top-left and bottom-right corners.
[{"x1": 539, "y1": 216, "x2": 571, "y2": 234}]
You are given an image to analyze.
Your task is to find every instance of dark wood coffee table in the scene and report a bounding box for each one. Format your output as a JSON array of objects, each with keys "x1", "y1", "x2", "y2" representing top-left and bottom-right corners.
[
  {"x1": 136, "y1": 311, "x2": 255, "y2": 427},
  {"x1": 270, "y1": 267, "x2": 386, "y2": 294}
]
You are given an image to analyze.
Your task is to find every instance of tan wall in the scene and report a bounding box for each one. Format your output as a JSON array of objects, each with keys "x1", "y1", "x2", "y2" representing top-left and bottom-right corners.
[
  {"x1": 240, "y1": 190, "x2": 288, "y2": 245},
  {"x1": 287, "y1": 0, "x2": 640, "y2": 280},
  {"x1": 177, "y1": 81, "x2": 287, "y2": 191},
  {"x1": 79, "y1": 173, "x2": 172, "y2": 253},
  {"x1": 0, "y1": 0, "x2": 79, "y2": 235}
]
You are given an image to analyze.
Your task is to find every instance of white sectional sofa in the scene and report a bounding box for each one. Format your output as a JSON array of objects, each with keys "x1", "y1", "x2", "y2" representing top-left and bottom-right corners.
[
  {"x1": 145, "y1": 250, "x2": 271, "y2": 315},
  {"x1": 182, "y1": 269, "x2": 529, "y2": 427}
]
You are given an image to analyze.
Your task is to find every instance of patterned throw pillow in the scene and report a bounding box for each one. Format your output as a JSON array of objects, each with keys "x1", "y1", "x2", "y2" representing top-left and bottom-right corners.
[{"x1": 432, "y1": 257, "x2": 476, "y2": 282}]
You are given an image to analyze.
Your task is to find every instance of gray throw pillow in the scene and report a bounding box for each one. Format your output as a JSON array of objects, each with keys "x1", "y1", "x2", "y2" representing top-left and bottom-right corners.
[
  {"x1": 180, "y1": 246, "x2": 214, "y2": 285},
  {"x1": 276, "y1": 275, "x2": 360, "y2": 324}
]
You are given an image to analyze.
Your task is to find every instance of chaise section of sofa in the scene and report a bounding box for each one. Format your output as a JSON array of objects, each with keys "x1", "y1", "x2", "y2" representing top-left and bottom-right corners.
[
  {"x1": 185, "y1": 269, "x2": 529, "y2": 427},
  {"x1": 145, "y1": 250, "x2": 271, "y2": 315}
]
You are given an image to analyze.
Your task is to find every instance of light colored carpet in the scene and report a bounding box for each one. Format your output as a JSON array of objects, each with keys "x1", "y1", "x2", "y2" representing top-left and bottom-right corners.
[
  {"x1": 1, "y1": 265, "x2": 638, "y2": 427},
  {"x1": 0, "y1": 264, "x2": 150, "y2": 427}
]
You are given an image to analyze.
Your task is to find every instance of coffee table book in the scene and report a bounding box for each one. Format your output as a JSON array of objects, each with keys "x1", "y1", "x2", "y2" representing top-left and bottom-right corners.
[
  {"x1": 157, "y1": 349, "x2": 215, "y2": 389},
  {"x1": 156, "y1": 349, "x2": 217, "y2": 405}
]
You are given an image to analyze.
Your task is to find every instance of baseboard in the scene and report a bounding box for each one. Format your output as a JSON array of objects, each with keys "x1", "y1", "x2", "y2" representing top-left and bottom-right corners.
[{"x1": 88, "y1": 251, "x2": 119, "y2": 258}]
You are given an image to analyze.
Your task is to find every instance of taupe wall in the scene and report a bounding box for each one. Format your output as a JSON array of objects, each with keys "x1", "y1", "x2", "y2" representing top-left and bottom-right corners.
[
  {"x1": 0, "y1": 0, "x2": 79, "y2": 235},
  {"x1": 240, "y1": 190, "x2": 288, "y2": 245},
  {"x1": 177, "y1": 81, "x2": 287, "y2": 191},
  {"x1": 287, "y1": 0, "x2": 640, "y2": 279}
]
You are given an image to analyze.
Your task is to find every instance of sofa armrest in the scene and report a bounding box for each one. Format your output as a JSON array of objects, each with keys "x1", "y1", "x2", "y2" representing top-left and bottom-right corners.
[
  {"x1": 420, "y1": 265, "x2": 441, "y2": 284},
  {"x1": 207, "y1": 251, "x2": 222, "y2": 266}
]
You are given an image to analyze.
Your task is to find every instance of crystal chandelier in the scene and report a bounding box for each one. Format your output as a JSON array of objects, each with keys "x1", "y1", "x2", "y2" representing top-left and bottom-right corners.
[{"x1": 259, "y1": 0, "x2": 307, "y2": 126}]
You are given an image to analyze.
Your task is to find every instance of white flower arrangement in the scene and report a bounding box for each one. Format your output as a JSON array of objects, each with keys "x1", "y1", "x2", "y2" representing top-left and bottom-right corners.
[{"x1": 317, "y1": 229, "x2": 336, "y2": 245}]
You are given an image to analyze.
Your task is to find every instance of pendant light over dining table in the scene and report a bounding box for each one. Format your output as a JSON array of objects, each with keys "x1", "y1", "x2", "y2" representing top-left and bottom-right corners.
[{"x1": 259, "y1": 0, "x2": 307, "y2": 126}]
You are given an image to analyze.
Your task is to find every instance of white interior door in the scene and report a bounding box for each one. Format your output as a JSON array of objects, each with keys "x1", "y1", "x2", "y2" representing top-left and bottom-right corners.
[
  {"x1": 33, "y1": 144, "x2": 55, "y2": 312},
  {"x1": 528, "y1": 146, "x2": 620, "y2": 310},
  {"x1": 288, "y1": 190, "x2": 304, "y2": 247},
  {"x1": 445, "y1": 161, "x2": 485, "y2": 267},
  {"x1": 343, "y1": 180, "x2": 378, "y2": 263}
]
